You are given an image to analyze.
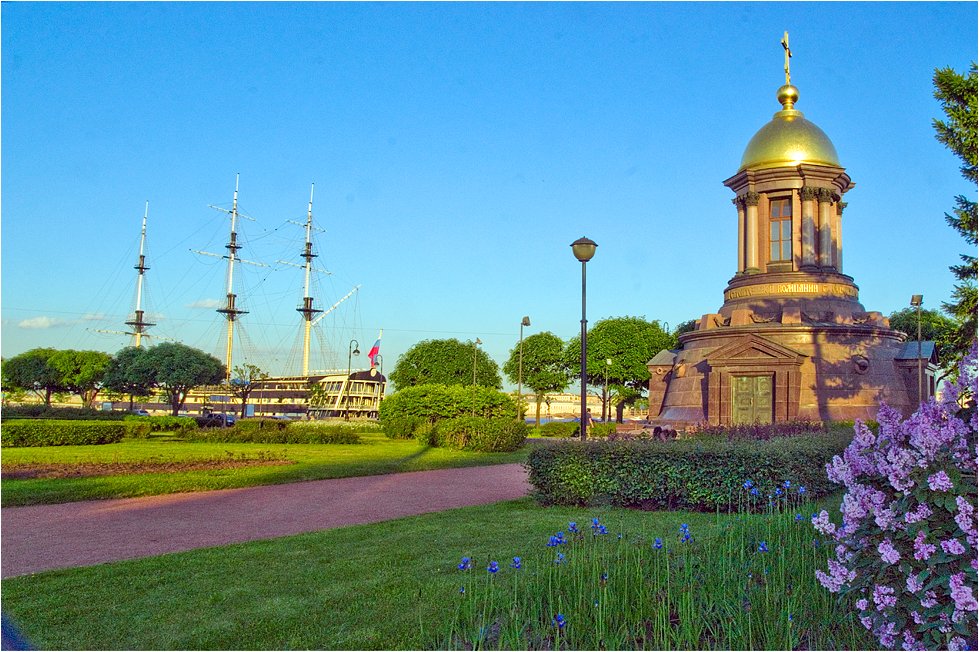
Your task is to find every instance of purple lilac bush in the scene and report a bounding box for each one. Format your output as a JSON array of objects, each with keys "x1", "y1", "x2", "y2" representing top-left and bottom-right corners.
[{"x1": 813, "y1": 343, "x2": 978, "y2": 650}]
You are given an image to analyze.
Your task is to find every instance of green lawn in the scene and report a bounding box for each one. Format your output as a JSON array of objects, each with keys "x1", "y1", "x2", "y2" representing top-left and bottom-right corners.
[
  {"x1": 0, "y1": 433, "x2": 528, "y2": 506},
  {"x1": 0, "y1": 496, "x2": 874, "y2": 650}
]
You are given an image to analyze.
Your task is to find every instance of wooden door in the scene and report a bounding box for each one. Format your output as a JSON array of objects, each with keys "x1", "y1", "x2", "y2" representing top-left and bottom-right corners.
[{"x1": 731, "y1": 375, "x2": 773, "y2": 424}]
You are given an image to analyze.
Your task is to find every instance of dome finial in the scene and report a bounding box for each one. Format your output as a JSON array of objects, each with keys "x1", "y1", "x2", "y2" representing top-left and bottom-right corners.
[{"x1": 780, "y1": 31, "x2": 793, "y2": 85}]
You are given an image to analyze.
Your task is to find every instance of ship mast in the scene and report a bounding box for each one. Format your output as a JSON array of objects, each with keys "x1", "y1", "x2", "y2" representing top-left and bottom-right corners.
[
  {"x1": 297, "y1": 184, "x2": 324, "y2": 376},
  {"x1": 216, "y1": 175, "x2": 247, "y2": 381},
  {"x1": 125, "y1": 201, "x2": 155, "y2": 347}
]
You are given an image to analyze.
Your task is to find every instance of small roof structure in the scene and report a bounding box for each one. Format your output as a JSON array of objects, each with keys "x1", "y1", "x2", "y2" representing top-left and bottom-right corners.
[
  {"x1": 894, "y1": 340, "x2": 938, "y2": 364},
  {"x1": 647, "y1": 349, "x2": 678, "y2": 366}
]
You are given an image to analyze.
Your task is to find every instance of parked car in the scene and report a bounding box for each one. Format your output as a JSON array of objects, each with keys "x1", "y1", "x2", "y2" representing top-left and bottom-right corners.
[{"x1": 130, "y1": 409, "x2": 150, "y2": 417}]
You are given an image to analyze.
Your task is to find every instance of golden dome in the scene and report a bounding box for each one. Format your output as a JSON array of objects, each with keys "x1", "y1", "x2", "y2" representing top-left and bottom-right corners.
[{"x1": 739, "y1": 84, "x2": 840, "y2": 171}]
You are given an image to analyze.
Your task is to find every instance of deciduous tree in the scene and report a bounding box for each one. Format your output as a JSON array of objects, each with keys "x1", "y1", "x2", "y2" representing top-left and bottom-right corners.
[
  {"x1": 1, "y1": 348, "x2": 65, "y2": 406},
  {"x1": 564, "y1": 316, "x2": 676, "y2": 422},
  {"x1": 887, "y1": 307, "x2": 959, "y2": 373},
  {"x1": 48, "y1": 349, "x2": 112, "y2": 407},
  {"x1": 102, "y1": 347, "x2": 156, "y2": 410},
  {"x1": 503, "y1": 331, "x2": 570, "y2": 426},
  {"x1": 138, "y1": 343, "x2": 225, "y2": 415},
  {"x1": 229, "y1": 363, "x2": 269, "y2": 418},
  {"x1": 389, "y1": 338, "x2": 501, "y2": 390}
]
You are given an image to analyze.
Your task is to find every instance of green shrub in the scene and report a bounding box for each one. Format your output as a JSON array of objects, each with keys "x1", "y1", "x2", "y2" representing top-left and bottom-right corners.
[
  {"x1": 1, "y1": 420, "x2": 128, "y2": 447},
  {"x1": 539, "y1": 421, "x2": 579, "y2": 438},
  {"x1": 378, "y1": 384, "x2": 517, "y2": 438},
  {"x1": 123, "y1": 420, "x2": 153, "y2": 438},
  {"x1": 432, "y1": 417, "x2": 528, "y2": 452},
  {"x1": 186, "y1": 420, "x2": 362, "y2": 444},
  {"x1": 233, "y1": 418, "x2": 289, "y2": 433},
  {"x1": 123, "y1": 415, "x2": 197, "y2": 436},
  {"x1": 591, "y1": 422, "x2": 617, "y2": 438},
  {"x1": 412, "y1": 420, "x2": 437, "y2": 446},
  {"x1": 0, "y1": 406, "x2": 127, "y2": 421},
  {"x1": 525, "y1": 431, "x2": 852, "y2": 511},
  {"x1": 382, "y1": 415, "x2": 425, "y2": 439}
]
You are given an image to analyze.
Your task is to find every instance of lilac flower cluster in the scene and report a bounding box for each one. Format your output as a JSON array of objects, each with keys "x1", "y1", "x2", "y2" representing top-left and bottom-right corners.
[{"x1": 812, "y1": 343, "x2": 978, "y2": 650}]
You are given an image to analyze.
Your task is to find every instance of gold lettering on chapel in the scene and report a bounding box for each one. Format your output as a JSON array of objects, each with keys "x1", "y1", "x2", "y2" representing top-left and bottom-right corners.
[{"x1": 725, "y1": 282, "x2": 858, "y2": 301}]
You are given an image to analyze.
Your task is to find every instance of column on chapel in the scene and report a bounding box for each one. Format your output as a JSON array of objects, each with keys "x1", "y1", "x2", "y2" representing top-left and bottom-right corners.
[
  {"x1": 834, "y1": 201, "x2": 846, "y2": 273},
  {"x1": 744, "y1": 191, "x2": 760, "y2": 272},
  {"x1": 733, "y1": 196, "x2": 746, "y2": 274},
  {"x1": 790, "y1": 188, "x2": 802, "y2": 271},
  {"x1": 817, "y1": 188, "x2": 834, "y2": 269},
  {"x1": 800, "y1": 186, "x2": 817, "y2": 269}
]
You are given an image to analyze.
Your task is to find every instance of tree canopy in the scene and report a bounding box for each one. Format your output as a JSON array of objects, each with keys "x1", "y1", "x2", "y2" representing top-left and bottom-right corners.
[
  {"x1": 564, "y1": 316, "x2": 676, "y2": 421},
  {"x1": 1, "y1": 348, "x2": 64, "y2": 406},
  {"x1": 389, "y1": 338, "x2": 502, "y2": 390},
  {"x1": 888, "y1": 307, "x2": 959, "y2": 372},
  {"x1": 502, "y1": 331, "x2": 570, "y2": 425},
  {"x1": 102, "y1": 347, "x2": 156, "y2": 408},
  {"x1": 48, "y1": 349, "x2": 112, "y2": 407},
  {"x1": 933, "y1": 63, "x2": 978, "y2": 362},
  {"x1": 137, "y1": 343, "x2": 225, "y2": 415},
  {"x1": 229, "y1": 363, "x2": 269, "y2": 418}
]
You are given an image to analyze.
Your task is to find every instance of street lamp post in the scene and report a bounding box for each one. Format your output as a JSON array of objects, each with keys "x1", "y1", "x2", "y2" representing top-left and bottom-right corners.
[
  {"x1": 910, "y1": 294, "x2": 923, "y2": 404},
  {"x1": 518, "y1": 316, "x2": 531, "y2": 420},
  {"x1": 472, "y1": 338, "x2": 482, "y2": 417},
  {"x1": 571, "y1": 237, "x2": 597, "y2": 441},
  {"x1": 603, "y1": 358, "x2": 612, "y2": 422},
  {"x1": 374, "y1": 354, "x2": 383, "y2": 376},
  {"x1": 345, "y1": 339, "x2": 360, "y2": 420}
]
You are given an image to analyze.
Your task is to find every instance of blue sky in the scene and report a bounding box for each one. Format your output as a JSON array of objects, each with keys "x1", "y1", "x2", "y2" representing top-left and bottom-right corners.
[{"x1": 2, "y1": 2, "x2": 976, "y2": 384}]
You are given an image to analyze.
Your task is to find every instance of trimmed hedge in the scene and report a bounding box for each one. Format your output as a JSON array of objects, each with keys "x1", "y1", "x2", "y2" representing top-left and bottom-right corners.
[
  {"x1": 525, "y1": 431, "x2": 852, "y2": 512},
  {"x1": 122, "y1": 415, "x2": 197, "y2": 436},
  {"x1": 187, "y1": 420, "x2": 362, "y2": 444},
  {"x1": 379, "y1": 384, "x2": 517, "y2": 439},
  {"x1": 1, "y1": 420, "x2": 128, "y2": 447},
  {"x1": 0, "y1": 406, "x2": 127, "y2": 421},
  {"x1": 431, "y1": 417, "x2": 528, "y2": 452}
]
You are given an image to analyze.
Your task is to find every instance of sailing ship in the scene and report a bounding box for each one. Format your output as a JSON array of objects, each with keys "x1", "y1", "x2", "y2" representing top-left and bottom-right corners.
[{"x1": 106, "y1": 178, "x2": 387, "y2": 419}]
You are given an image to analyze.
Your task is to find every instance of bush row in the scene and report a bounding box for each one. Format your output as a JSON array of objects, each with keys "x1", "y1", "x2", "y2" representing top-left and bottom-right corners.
[
  {"x1": 0, "y1": 406, "x2": 128, "y2": 421},
  {"x1": 123, "y1": 415, "x2": 198, "y2": 436},
  {"x1": 422, "y1": 417, "x2": 528, "y2": 452},
  {"x1": 186, "y1": 420, "x2": 363, "y2": 444},
  {"x1": 1, "y1": 419, "x2": 129, "y2": 447},
  {"x1": 525, "y1": 431, "x2": 852, "y2": 511}
]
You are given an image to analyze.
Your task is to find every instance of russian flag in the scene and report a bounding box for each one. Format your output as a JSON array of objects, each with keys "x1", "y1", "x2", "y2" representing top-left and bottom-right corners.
[{"x1": 368, "y1": 329, "x2": 382, "y2": 368}]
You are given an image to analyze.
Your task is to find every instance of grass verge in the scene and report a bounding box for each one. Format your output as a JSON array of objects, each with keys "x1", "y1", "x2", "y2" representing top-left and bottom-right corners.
[
  {"x1": 0, "y1": 495, "x2": 876, "y2": 650},
  {"x1": 0, "y1": 433, "x2": 527, "y2": 506}
]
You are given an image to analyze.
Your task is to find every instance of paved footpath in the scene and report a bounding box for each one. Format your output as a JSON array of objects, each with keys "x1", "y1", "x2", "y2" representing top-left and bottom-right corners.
[{"x1": 1, "y1": 463, "x2": 530, "y2": 579}]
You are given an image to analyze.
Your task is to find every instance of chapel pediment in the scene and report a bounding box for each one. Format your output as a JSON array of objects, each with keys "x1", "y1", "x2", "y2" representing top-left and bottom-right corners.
[{"x1": 707, "y1": 334, "x2": 806, "y2": 366}]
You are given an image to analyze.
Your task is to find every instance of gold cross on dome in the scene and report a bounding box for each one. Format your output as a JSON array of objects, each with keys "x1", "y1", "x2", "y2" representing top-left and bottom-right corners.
[{"x1": 781, "y1": 31, "x2": 793, "y2": 84}]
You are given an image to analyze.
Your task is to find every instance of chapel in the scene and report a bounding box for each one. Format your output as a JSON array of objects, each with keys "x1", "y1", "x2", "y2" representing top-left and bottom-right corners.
[{"x1": 646, "y1": 37, "x2": 938, "y2": 426}]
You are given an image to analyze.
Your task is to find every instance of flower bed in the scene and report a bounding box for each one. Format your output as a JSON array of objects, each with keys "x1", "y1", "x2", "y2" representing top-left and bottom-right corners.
[{"x1": 435, "y1": 511, "x2": 875, "y2": 650}]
